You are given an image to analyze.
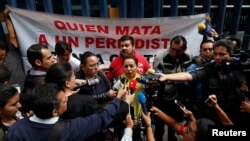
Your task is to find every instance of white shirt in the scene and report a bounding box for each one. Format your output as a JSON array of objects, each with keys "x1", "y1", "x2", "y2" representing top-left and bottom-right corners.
[
  {"x1": 69, "y1": 55, "x2": 80, "y2": 73},
  {"x1": 121, "y1": 128, "x2": 133, "y2": 141}
]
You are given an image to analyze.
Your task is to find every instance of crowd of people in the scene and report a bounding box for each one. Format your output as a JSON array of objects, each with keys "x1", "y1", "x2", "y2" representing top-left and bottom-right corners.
[{"x1": 0, "y1": 15, "x2": 250, "y2": 141}]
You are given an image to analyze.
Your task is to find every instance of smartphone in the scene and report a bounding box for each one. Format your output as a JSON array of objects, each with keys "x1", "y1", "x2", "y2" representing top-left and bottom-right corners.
[
  {"x1": 204, "y1": 97, "x2": 212, "y2": 104},
  {"x1": 174, "y1": 99, "x2": 186, "y2": 109}
]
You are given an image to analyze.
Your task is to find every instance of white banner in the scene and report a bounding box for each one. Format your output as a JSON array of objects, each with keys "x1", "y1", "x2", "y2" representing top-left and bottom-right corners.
[{"x1": 7, "y1": 6, "x2": 205, "y2": 72}]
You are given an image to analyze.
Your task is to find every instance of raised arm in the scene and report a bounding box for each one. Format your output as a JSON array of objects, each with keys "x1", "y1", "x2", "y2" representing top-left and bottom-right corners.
[
  {"x1": 150, "y1": 106, "x2": 181, "y2": 133},
  {"x1": 141, "y1": 112, "x2": 155, "y2": 141},
  {"x1": 207, "y1": 95, "x2": 233, "y2": 125},
  {"x1": 159, "y1": 72, "x2": 193, "y2": 82}
]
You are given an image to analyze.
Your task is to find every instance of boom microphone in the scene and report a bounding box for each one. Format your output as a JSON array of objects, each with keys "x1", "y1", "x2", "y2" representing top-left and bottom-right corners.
[
  {"x1": 87, "y1": 78, "x2": 100, "y2": 85},
  {"x1": 138, "y1": 92, "x2": 148, "y2": 114},
  {"x1": 129, "y1": 79, "x2": 138, "y2": 94},
  {"x1": 74, "y1": 77, "x2": 99, "y2": 90}
]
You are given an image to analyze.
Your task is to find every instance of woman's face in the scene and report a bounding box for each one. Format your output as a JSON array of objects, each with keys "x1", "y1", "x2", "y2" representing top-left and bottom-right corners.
[
  {"x1": 82, "y1": 56, "x2": 99, "y2": 77},
  {"x1": 0, "y1": 92, "x2": 22, "y2": 119},
  {"x1": 123, "y1": 58, "x2": 138, "y2": 79}
]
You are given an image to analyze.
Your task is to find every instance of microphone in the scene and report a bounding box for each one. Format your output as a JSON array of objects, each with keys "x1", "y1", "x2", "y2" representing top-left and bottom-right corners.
[
  {"x1": 198, "y1": 22, "x2": 213, "y2": 37},
  {"x1": 138, "y1": 92, "x2": 148, "y2": 114},
  {"x1": 72, "y1": 53, "x2": 80, "y2": 60},
  {"x1": 74, "y1": 77, "x2": 99, "y2": 90},
  {"x1": 136, "y1": 77, "x2": 150, "y2": 85},
  {"x1": 129, "y1": 79, "x2": 138, "y2": 94},
  {"x1": 145, "y1": 69, "x2": 160, "y2": 81},
  {"x1": 147, "y1": 68, "x2": 155, "y2": 74},
  {"x1": 87, "y1": 77, "x2": 100, "y2": 85},
  {"x1": 112, "y1": 77, "x2": 126, "y2": 91}
]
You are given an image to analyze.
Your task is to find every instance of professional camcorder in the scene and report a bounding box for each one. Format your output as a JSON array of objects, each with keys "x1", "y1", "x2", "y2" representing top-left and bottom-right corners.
[
  {"x1": 231, "y1": 50, "x2": 250, "y2": 62},
  {"x1": 74, "y1": 77, "x2": 100, "y2": 90}
]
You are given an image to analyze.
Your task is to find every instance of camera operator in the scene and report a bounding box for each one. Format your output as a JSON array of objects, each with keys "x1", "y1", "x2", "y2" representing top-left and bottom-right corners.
[{"x1": 158, "y1": 39, "x2": 249, "y2": 127}]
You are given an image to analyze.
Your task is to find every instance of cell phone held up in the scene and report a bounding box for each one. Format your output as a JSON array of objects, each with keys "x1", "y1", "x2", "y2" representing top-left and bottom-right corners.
[
  {"x1": 174, "y1": 99, "x2": 186, "y2": 109},
  {"x1": 204, "y1": 97, "x2": 212, "y2": 104}
]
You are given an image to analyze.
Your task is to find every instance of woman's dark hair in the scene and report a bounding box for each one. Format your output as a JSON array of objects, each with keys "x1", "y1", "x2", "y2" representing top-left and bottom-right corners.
[
  {"x1": 79, "y1": 51, "x2": 96, "y2": 65},
  {"x1": 0, "y1": 83, "x2": 18, "y2": 108},
  {"x1": 122, "y1": 54, "x2": 138, "y2": 66},
  {"x1": 46, "y1": 62, "x2": 73, "y2": 89}
]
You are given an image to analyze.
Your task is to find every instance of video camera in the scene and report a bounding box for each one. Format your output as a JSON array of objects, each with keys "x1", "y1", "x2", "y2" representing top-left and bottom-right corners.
[
  {"x1": 136, "y1": 73, "x2": 160, "y2": 85},
  {"x1": 74, "y1": 77, "x2": 100, "y2": 90},
  {"x1": 231, "y1": 50, "x2": 250, "y2": 62}
]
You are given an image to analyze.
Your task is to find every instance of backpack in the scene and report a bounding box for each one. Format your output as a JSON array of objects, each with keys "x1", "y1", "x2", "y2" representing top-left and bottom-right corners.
[{"x1": 0, "y1": 122, "x2": 8, "y2": 141}]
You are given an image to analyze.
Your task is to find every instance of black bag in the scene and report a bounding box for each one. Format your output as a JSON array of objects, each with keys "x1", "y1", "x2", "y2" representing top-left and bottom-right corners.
[{"x1": 47, "y1": 120, "x2": 65, "y2": 141}]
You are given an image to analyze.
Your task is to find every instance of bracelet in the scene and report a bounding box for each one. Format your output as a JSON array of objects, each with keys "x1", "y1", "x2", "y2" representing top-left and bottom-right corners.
[{"x1": 145, "y1": 124, "x2": 152, "y2": 128}]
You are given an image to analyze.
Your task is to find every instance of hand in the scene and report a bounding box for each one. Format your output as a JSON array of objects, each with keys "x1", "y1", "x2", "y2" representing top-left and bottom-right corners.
[
  {"x1": 158, "y1": 73, "x2": 168, "y2": 82},
  {"x1": 210, "y1": 29, "x2": 219, "y2": 38},
  {"x1": 150, "y1": 106, "x2": 161, "y2": 116},
  {"x1": 240, "y1": 81, "x2": 249, "y2": 93},
  {"x1": 141, "y1": 112, "x2": 151, "y2": 125},
  {"x1": 124, "y1": 92, "x2": 135, "y2": 105},
  {"x1": 116, "y1": 85, "x2": 127, "y2": 99},
  {"x1": 194, "y1": 57, "x2": 206, "y2": 66},
  {"x1": 4, "y1": 7, "x2": 10, "y2": 15},
  {"x1": 75, "y1": 79, "x2": 87, "y2": 85},
  {"x1": 240, "y1": 101, "x2": 250, "y2": 113},
  {"x1": 71, "y1": 88, "x2": 80, "y2": 94},
  {"x1": 207, "y1": 94, "x2": 218, "y2": 108},
  {"x1": 205, "y1": 15, "x2": 211, "y2": 23},
  {"x1": 124, "y1": 114, "x2": 134, "y2": 128},
  {"x1": 117, "y1": 86, "x2": 134, "y2": 104},
  {"x1": 179, "y1": 107, "x2": 195, "y2": 121},
  {"x1": 108, "y1": 89, "x2": 117, "y2": 98}
]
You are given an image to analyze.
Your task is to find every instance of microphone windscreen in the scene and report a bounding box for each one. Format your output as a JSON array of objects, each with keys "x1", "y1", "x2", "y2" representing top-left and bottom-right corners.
[
  {"x1": 129, "y1": 79, "x2": 138, "y2": 92},
  {"x1": 147, "y1": 68, "x2": 155, "y2": 74},
  {"x1": 138, "y1": 92, "x2": 146, "y2": 104},
  {"x1": 95, "y1": 78, "x2": 100, "y2": 84},
  {"x1": 198, "y1": 23, "x2": 206, "y2": 31}
]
